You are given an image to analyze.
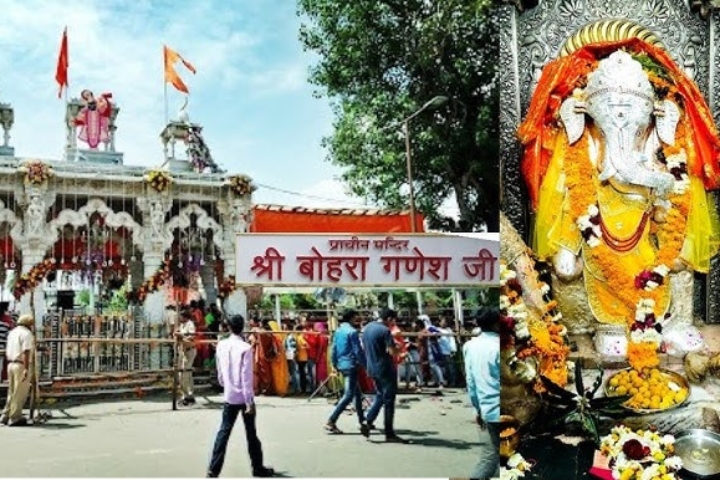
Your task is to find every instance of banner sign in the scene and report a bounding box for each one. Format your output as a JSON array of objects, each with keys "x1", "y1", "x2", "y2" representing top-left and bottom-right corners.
[{"x1": 235, "y1": 234, "x2": 498, "y2": 287}]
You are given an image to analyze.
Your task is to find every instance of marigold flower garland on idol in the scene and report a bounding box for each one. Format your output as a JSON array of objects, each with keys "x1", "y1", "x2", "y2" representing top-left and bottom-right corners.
[{"x1": 563, "y1": 60, "x2": 691, "y2": 371}]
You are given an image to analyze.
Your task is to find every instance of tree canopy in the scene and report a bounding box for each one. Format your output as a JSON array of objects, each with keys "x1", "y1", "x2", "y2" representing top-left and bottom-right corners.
[{"x1": 298, "y1": 0, "x2": 499, "y2": 231}]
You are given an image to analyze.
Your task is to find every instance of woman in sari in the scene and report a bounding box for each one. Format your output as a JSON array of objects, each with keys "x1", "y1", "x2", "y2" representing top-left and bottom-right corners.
[
  {"x1": 251, "y1": 320, "x2": 274, "y2": 395},
  {"x1": 314, "y1": 322, "x2": 330, "y2": 388},
  {"x1": 268, "y1": 321, "x2": 290, "y2": 397}
]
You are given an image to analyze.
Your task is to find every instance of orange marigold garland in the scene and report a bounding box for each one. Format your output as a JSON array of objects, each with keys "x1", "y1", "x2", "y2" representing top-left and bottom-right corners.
[
  {"x1": 13, "y1": 258, "x2": 57, "y2": 299},
  {"x1": 218, "y1": 276, "x2": 237, "y2": 299},
  {"x1": 127, "y1": 259, "x2": 171, "y2": 303},
  {"x1": 500, "y1": 262, "x2": 570, "y2": 393}
]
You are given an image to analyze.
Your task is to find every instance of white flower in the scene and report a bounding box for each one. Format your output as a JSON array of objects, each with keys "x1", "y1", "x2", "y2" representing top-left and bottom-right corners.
[
  {"x1": 552, "y1": 312, "x2": 563, "y2": 322},
  {"x1": 588, "y1": 204, "x2": 599, "y2": 216},
  {"x1": 577, "y1": 214, "x2": 591, "y2": 227},
  {"x1": 515, "y1": 323, "x2": 531, "y2": 340},
  {"x1": 653, "y1": 265, "x2": 670, "y2": 277},
  {"x1": 588, "y1": 237, "x2": 601, "y2": 248},
  {"x1": 500, "y1": 295, "x2": 511, "y2": 310},
  {"x1": 645, "y1": 280, "x2": 659, "y2": 291},
  {"x1": 540, "y1": 283, "x2": 550, "y2": 295}
]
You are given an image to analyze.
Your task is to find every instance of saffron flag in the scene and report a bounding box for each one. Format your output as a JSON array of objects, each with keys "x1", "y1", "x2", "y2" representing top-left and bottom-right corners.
[
  {"x1": 164, "y1": 45, "x2": 196, "y2": 94},
  {"x1": 55, "y1": 28, "x2": 69, "y2": 99}
]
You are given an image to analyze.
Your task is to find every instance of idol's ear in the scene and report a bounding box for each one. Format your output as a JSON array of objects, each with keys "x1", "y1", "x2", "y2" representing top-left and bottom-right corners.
[
  {"x1": 654, "y1": 100, "x2": 681, "y2": 146},
  {"x1": 559, "y1": 97, "x2": 586, "y2": 145}
]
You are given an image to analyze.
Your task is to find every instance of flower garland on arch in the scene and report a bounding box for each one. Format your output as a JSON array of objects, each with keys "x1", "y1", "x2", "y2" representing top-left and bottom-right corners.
[
  {"x1": 218, "y1": 276, "x2": 237, "y2": 300},
  {"x1": 145, "y1": 170, "x2": 173, "y2": 193},
  {"x1": 227, "y1": 175, "x2": 256, "y2": 197},
  {"x1": 127, "y1": 259, "x2": 171, "y2": 303},
  {"x1": 19, "y1": 160, "x2": 53, "y2": 186},
  {"x1": 13, "y1": 258, "x2": 57, "y2": 299}
]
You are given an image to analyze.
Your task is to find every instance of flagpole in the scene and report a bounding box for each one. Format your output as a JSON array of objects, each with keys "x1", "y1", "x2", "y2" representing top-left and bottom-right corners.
[{"x1": 164, "y1": 81, "x2": 169, "y2": 125}]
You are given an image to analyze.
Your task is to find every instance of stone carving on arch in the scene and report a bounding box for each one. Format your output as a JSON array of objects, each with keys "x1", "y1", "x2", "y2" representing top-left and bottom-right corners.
[
  {"x1": 0, "y1": 200, "x2": 24, "y2": 244},
  {"x1": 164, "y1": 203, "x2": 224, "y2": 257},
  {"x1": 48, "y1": 197, "x2": 144, "y2": 250}
]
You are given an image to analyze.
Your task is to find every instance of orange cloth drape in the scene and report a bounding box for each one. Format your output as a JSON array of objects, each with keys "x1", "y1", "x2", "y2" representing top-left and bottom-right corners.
[
  {"x1": 251, "y1": 208, "x2": 424, "y2": 233},
  {"x1": 518, "y1": 38, "x2": 720, "y2": 209}
]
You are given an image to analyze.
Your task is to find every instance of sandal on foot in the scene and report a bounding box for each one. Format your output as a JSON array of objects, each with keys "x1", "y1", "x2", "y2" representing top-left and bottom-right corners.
[{"x1": 324, "y1": 423, "x2": 343, "y2": 434}]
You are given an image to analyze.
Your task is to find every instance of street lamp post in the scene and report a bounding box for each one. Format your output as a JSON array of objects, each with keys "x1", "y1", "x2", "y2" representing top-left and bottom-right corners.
[{"x1": 398, "y1": 95, "x2": 448, "y2": 232}]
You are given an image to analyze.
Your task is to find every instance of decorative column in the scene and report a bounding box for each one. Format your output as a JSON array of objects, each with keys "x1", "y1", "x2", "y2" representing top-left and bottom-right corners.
[
  {"x1": 0, "y1": 102, "x2": 14, "y2": 157},
  {"x1": 160, "y1": 121, "x2": 195, "y2": 173},
  {"x1": 15, "y1": 173, "x2": 56, "y2": 321},
  {"x1": 137, "y1": 191, "x2": 172, "y2": 323},
  {"x1": 218, "y1": 176, "x2": 255, "y2": 317}
]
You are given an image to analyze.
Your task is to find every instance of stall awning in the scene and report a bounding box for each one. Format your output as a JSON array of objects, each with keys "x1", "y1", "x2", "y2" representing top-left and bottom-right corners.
[{"x1": 250, "y1": 204, "x2": 424, "y2": 233}]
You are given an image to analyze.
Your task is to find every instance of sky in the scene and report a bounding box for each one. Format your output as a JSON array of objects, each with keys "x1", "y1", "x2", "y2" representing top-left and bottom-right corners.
[{"x1": 0, "y1": 0, "x2": 378, "y2": 210}]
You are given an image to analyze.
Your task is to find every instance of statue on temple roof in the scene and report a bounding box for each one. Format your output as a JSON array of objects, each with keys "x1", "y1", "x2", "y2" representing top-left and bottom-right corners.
[{"x1": 74, "y1": 89, "x2": 112, "y2": 149}]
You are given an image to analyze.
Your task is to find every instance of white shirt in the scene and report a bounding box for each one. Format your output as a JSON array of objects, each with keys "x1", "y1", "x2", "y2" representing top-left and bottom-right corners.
[
  {"x1": 179, "y1": 320, "x2": 196, "y2": 347},
  {"x1": 5, "y1": 326, "x2": 34, "y2": 363}
]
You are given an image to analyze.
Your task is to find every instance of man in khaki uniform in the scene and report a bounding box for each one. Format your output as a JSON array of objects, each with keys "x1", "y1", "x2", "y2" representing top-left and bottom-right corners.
[
  {"x1": 1, "y1": 314, "x2": 34, "y2": 427},
  {"x1": 175, "y1": 310, "x2": 197, "y2": 406}
]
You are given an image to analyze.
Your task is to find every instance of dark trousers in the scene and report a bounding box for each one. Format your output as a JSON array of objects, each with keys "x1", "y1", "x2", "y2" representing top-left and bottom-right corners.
[
  {"x1": 328, "y1": 368, "x2": 365, "y2": 424},
  {"x1": 365, "y1": 373, "x2": 397, "y2": 436},
  {"x1": 208, "y1": 403, "x2": 264, "y2": 476},
  {"x1": 297, "y1": 361, "x2": 308, "y2": 393}
]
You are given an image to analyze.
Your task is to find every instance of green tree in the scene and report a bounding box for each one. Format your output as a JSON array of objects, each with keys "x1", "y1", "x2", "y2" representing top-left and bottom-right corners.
[{"x1": 298, "y1": 0, "x2": 499, "y2": 231}]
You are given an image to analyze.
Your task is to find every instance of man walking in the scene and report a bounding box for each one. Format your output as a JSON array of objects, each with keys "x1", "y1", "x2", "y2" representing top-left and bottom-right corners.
[
  {"x1": 361, "y1": 309, "x2": 409, "y2": 444},
  {"x1": 464, "y1": 308, "x2": 500, "y2": 480},
  {"x1": 325, "y1": 309, "x2": 365, "y2": 434},
  {"x1": 208, "y1": 315, "x2": 275, "y2": 478},
  {"x1": 1, "y1": 314, "x2": 35, "y2": 427},
  {"x1": 176, "y1": 310, "x2": 197, "y2": 406},
  {"x1": 438, "y1": 317, "x2": 458, "y2": 387}
]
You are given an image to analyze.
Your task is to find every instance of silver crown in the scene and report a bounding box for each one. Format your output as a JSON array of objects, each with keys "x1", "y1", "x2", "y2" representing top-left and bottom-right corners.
[{"x1": 586, "y1": 51, "x2": 655, "y2": 103}]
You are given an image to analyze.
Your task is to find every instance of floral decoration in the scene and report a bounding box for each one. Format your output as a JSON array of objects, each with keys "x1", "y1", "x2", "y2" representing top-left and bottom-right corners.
[
  {"x1": 500, "y1": 261, "x2": 570, "y2": 392},
  {"x1": 626, "y1": 299, "x2": 665, "y2": 371},
  {"x1": 577, "y1": 204, "x2": 602, "y2": 248},
  {"x1": 13, "y1": 258, "x2": 57, "y2": 299},
  {"x1": 500, "y1": 453, "x2": 533, "y2": 480},
  {"x1": 227, "y1": 175, "x2": 257, "y2": 197},
  {"x1": 186, "y1": 126, "x2": 221, "y2": 174},
  {"x1": 145, "y1": 170, "x2": 173, "y2": 193},
  {"x1": 127, "y1": 259, "x2": 171, "y2": 303},
  {"x1": 20, "y1": 160, "x2": 53, "y2": 186},
  {"x1": 218, "y1": 275, "x2": 237, "y2": 299},
  {"x1": 634, "y1": 265, "x2": 670, "y2": 292},
  {"x1": 600, "y1": 425, "x2": 682, "y2": 480}
]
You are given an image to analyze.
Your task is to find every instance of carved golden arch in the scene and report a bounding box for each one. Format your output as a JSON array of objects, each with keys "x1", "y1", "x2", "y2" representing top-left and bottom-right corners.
[{"x1": 560, "y1": 19, "x2": 664, "y2": 57}]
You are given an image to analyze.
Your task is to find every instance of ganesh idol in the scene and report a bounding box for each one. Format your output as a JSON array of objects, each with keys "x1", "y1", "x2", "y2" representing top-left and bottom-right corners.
[
  {"x1": 74, "y1": 89, "x2": 113, "y2": 149},
  {"x1": 517, "y1": 38, "x2": 720, "y2": 341}
]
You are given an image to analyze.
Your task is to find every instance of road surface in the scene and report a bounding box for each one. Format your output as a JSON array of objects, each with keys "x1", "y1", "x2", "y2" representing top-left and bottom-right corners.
[{"x1": 0, "y1": 390, "x2": 480, "y2": 478}]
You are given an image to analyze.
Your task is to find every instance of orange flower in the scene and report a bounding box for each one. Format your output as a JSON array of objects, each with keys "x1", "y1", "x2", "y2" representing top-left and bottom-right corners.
[{"x1": 627, "y1": 341, "x2": 660, "y2": 371}]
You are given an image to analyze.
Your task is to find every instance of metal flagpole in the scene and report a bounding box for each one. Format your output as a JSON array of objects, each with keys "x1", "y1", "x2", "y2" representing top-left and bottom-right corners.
[{"x1": 164, "y1": 82, "x2": 169, "y2": 126}]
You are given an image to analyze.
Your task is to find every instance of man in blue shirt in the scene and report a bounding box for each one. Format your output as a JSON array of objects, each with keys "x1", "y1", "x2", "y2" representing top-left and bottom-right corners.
[
  {"x1": 325, "y1": 309, "x2": 366, "y2": 434},
  {"x1": 464, "y1": 308, "x2": 500, "y2": 480},
  {"x1": 361, "y1": 309, "x2": 410, "y2": 444}
]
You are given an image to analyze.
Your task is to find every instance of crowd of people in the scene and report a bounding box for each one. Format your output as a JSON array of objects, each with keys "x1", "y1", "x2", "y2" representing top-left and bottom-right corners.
[
  {"x1": 207, "y1": 307, "x2": 499, "y2": 478},
  {"x1": 2, "y1": 299, "x2": 498, "y2": 478}
]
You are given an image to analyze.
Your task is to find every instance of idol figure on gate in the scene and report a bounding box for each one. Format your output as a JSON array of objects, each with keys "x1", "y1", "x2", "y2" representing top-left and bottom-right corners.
[{"x1": 74, "y1": 89, "x2": 113, "y2": 149}]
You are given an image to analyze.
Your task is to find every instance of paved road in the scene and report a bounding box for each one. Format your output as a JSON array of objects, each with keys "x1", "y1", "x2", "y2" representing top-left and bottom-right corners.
[{"x1": 0, "y1": 390, "x2": 479, "y2": 478}]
